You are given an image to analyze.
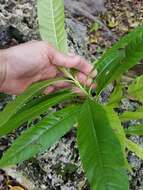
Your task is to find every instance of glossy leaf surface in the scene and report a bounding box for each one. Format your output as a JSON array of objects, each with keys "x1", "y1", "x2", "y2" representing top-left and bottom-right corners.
[
  {"x1": 0, "y1": 105, "x2": 80, "y2": 166},
  {"x1": 0, "y1": 79, "x2": 61, "y2": 130},
  {"x1": 77, "y1": 99, "x2": 129, "y2": 190},
  {"x1": 95, "y1": 26, "x2": 143, "y2": 94},
  {"x1": 0, "y1": 91, "x2": 74, "y2": 136}
]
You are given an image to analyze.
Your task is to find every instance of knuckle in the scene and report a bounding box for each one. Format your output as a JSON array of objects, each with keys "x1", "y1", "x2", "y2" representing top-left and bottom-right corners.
[{"x1": 72, "y1": 56, "x2": 81, "y2": 67}]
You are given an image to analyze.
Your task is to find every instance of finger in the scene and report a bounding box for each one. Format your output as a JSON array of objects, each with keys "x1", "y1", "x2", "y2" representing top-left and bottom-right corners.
[
  {"x1": 90, "y1": 69, "x2": 98, "y2": 78},
  {"x1": 52, "y1": 51, "x2": 93, "y2": 75},
  {"x1": 53, "y1": 81, "x2": 71, "y2": 89},
  {"x1": 67, "y1": 52, "x2": 97, "y2": 78},
  {"x1": 43, "y1": 86, "x2": 55, "y2": 95},
  {"x1": 72, "y1": 87, "x2": 85, "y2": 96},
  {"x1": 40, "y1": 65, "x2": 57, "y2": 80},
  {"x1": 76, "y1": 72, "x2": 92, "y2": 87}
]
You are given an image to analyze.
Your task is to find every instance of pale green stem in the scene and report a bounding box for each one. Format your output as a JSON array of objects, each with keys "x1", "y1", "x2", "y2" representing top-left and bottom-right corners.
[{"x1": 60, "y1": 68, "x2": 91, "y2": 98}]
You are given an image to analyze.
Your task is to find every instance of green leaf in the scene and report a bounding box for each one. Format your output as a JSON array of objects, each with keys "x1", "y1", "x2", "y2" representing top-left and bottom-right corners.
[
  {"x1": 0, "y1": 79, "x2": 62, "y2": 130},
  {"x1": 77, "y1": 99, "x2": 129, "y2": 190},
  {"x1": 0, "y1": 105, "x2": 80, "y2": 167},
  {"x1": 0, "y1": 91, "x2": 74, "y2": 136},
  {"x1": 104, "y1": 107, "x2": 125, "y2": 146},
  {"x1": 37, "y1": 0, "x2": 68, "y2": 53},
  {"x1": 128, "y1": 75, "x2": 143, "y2": 103},
  {"x1": 120, "y1": 107, "x2": 143, "y2": 121},
  {"x1": 104, "y1": 106, "x2": 131, "y2": 172},
  {"x1": 0, "y1": 80, "x2": 58, "y2": 127},
  {"x1": 107, "y1": 83, "x2": 123, "y2": 107},
  {"x1": 126, "y1": 139, "x2": 143, "y2": 160},
  {"x1": 95, "y1": 25, "x2": 143, "y2": 94},
  {"x1": 18, "y1": 89, "x2": 70, "y2": 113},
  {"x1": 125, "y1": 125, "x2": 143, "y2": 136}
]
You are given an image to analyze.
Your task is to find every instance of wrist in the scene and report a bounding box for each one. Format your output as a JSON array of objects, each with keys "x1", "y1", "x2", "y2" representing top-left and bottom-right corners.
[{"x1": 0, "y1": 50, "x2": 8, "y2": 92}]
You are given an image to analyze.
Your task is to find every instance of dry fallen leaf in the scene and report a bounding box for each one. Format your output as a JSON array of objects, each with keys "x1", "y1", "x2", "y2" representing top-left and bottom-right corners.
[
  {"x1": 9, "y1": 185, "x2": 24, "y2": 190},
  {"x1": 107, "y1": 15, "x2": 119, "y2": 28}
]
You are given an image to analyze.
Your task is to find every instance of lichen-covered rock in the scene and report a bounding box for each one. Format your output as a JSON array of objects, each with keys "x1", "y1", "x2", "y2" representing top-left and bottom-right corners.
[
  {"x1": 19, "y1": 130, "x2": 88, "y2": 190},
  {"x1": 0, "y1": 0, "x2": 39, "y2": 41}
]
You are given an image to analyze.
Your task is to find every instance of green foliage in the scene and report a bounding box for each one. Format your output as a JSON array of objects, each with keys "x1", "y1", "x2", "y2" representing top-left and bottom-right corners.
[
  {"x1": 126, "y1": 139, "x2": 143, "y2": 160},
  {"x1": 105, "y1": 107, "x2": 131, "y2": 171},
  {"x1": 77, "y1": 99, "x2": 129, "y2": 190},
  {"x1": 0, "y1": 105, "x2": 79, "y2": 166},
  {"x1": 125, "y1": 125, "x2": 143, "y2": 136},
  {"x1": 0, "y1": 90, "x2": 74, "y2": 137},
  {"x1": 95, "y1": 25, "x2": 143, "y2": 94},
  {"x1": 107, "y1": 83, "x2": 123, "y2": 107},
  {"x1": 128, "y1": 75, "x2": 143, "y2": 103},
  {"x1": 1, "y1": 0, "x2": 143, "y2": 189},
  {"x1": 0, "y1": 79, "x2": 61, "y2": 130},
  {"x1": 120, "y1": 107, "x2": 143, "y2": 121},
  {"x1": 104, "y1": 107, "x2": 126, "y2": 153},
  {"x1": 37, "y1": 0, "x2": 68, "y2": 53}
]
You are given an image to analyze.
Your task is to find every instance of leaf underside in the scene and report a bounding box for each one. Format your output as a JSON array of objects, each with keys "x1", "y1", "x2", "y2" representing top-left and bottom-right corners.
[{"x1": 37, "y1": 0, "x2": 68, "y2": 53}]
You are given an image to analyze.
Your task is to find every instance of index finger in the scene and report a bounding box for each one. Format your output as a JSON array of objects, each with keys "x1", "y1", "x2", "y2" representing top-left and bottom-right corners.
[{"x1": 52, "y1": 50, "x2": 93, "y2": 75}]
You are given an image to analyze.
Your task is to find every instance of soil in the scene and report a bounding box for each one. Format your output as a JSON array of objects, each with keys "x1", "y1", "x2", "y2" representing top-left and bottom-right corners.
[{"x1": 0, "y1": 0, "x2": 143, "y2": 189}]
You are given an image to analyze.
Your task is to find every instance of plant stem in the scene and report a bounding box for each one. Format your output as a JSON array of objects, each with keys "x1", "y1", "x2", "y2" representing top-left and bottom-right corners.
[{"x1": 60, "y1": 68, "x2": 91, "y2": 98}]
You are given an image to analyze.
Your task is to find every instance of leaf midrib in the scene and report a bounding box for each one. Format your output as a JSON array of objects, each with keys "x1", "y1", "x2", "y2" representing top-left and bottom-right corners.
[
  {"x1": 50, "y1": 0, "x2": 58, "y2": 48},
  {"x1": 1, "y1": 108, "x2": 78, "y2": 164},
  {"x1": 87, "y1": 102, "x2": 108, "y2": 189}
]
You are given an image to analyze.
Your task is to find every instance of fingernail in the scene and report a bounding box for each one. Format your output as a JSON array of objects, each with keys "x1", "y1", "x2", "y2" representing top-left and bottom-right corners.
[{"x1": 91, "y1": 70, "x2": 98, "y2": 78}]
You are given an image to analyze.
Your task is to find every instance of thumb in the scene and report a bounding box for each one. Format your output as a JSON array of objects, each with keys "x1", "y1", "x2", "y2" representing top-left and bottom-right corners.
[{"x1": 52, "y1": 50, "x2": 93, "y2": 75}]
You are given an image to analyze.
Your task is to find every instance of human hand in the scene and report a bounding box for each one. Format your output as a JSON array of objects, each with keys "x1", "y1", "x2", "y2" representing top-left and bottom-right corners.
[{"x1": 0, "y1": 41, "x2": 97, "y2": 95}]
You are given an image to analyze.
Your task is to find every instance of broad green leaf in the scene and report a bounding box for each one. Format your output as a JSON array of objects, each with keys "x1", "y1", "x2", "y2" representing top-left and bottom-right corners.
[
  {"x1": 107, "y1": 83, "x2": 123, "y2": 107},
  {"x1": 104, "y1": 107, "x2": 125, "y2": 147},
  {"x1": 0, "y1": 79, "x2": 62, "y2": 130},
  {"x1": 120, "y1": 107, "x2": 143, "y2": 121},
  {"x1": 77, "y1": 99, "x2": 129, "y2": 190},
  {"x1": 0, "y1": 91, "x2": 74, "y2": 136},
  {"x1": 128, "y1": 75, "x2": 143, "y2": 103},
  {"x1": 37, "y1": 0, "x2": 68, "y2": 53},
  {"x1": 125, "y1": 125, "x2": 143, "y2": 136},
  {"x1": 126, "y1": 139, "x2": 143, "y2": 160},
  {"x1": 0, "y1": 105, "x2": 80, "y2": 167},
  {"x1": 18, "y1": 89, "x2": 70, "y2": 113},
  {"x1": 105, "y1": 106, "x2": 131, "y2": 172},
  {"x1": 95, "y1": 25, "x2": 143, "y2": 94}
]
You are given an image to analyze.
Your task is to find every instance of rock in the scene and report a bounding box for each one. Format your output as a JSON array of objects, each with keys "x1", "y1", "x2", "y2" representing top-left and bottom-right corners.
[
  {"x1": 66, "y1": 17, "x2": 89, "y2": 59},
  {"x1": 65, "y1": 0, "x2": 105, "y2": 16},
  {"x1": 0, "y1": 0, "x2": 39, "y2": 42},
  {"x1": 18, "y1": 130, "x2": 88, "y2": 189},
  {"x1": 4, "y1": 167, "x2": 35, "y2": 190}
]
